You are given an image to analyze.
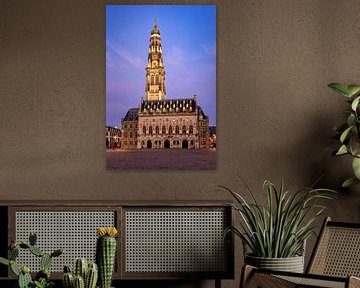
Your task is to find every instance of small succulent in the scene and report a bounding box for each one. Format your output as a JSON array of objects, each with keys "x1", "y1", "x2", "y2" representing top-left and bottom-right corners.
[{"x1": 32, "y1": 278, "x2": 54, "y2": 288}]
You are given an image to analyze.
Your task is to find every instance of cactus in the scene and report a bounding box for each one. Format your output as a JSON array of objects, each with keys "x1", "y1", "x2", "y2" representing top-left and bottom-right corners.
[
  {"x1": 41, "y1": 253, "x2": 52, "y2": 270},
  {"x1": 35, "y1": 268, "x2": 51, "y2": 281},
  {"x1": 74, "y1": 258, "x2": 88, "y2": 279},
  {"x1": 96, "y1": 227, "x2": 118, "y2": 288},
  {"x1": 19, "y1": 243, "x2": 30, "y2": 249},
  {"x1": 64, "y1": 265, "x2": 72, "y2": 273},
  {"x1": 74, "y1": 275, "x2": 85, "y2": 288},
  {"x1": 85, "y1": 262, "x2": 98, "y2": 288},
  {"x1": 9, "y1": 246, "x2": 19, "y2": 260},
  {"x1": 10, "y1": 260, "x2": 20, "y2": 276},
  {"x1": 0, "y1": 232, "x2": 63, "y2": 288},
  {"x1": 63, "y1": 259, "x2": 98, "y2": 288},
  {"x1": 29, "y1": 245, "x2": 44, "y2": 257},
  {"x1": 29, "y1": 232, "x2": 37, "y2": 246},
  {"x1": 63, "y1": 272, "x2": 74, "y2": 288},
  {"x1": 18, "y1": 269, "x2": 32, "y2": 288},
  {"x1": 51, "y1": 248, "x2": 64, "y2": 258}
]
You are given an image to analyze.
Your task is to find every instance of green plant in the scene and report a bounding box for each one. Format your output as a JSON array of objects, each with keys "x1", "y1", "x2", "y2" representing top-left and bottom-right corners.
[
  {"x1": 73, "y1": 275, "x2": 84, "y2": 288},
  {"x1": 220, "y1": 179, "x2": 334, "y2": 258},
  {"x1": 96, "y1": 227, "x2": 118, "y2": 288},
  {"x1": 74, "y1": 258, "x2": 88, "y2": 280},
  {"x1": 32, "y1": 278, "x2": 54, "y2": 288},
  {"x1": 62, "y1": 258, "x2": 98, "y2": 288},
  {"x1": 0, "y1": 232, "x2": 63, "y2": 288},
  {"x1": 328, "y1": 82, "x2": 360, "y2": 187}
]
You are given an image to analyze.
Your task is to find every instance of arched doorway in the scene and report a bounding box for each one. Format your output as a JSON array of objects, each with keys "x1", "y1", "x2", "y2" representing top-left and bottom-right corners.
[
  {"x1": 164, "y1": 139, "x2": 170, "y2": 149},
  {"x1": 182, "y1": 140, "x2": 188, "y2": 149},
  {"x1": 147, "y1": 140, "x2": 152, "y2": 149}
]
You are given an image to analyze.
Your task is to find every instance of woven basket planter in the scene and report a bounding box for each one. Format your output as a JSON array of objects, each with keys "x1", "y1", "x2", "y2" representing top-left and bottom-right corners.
[{"x1": 245, "y1": 254, "x2": 305, "y2": 273}]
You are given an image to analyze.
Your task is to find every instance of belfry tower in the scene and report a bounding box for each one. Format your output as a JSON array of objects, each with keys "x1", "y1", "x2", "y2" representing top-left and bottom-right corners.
[{"x1": 145, "y1": 21, "x2": 166, "y2": 101}]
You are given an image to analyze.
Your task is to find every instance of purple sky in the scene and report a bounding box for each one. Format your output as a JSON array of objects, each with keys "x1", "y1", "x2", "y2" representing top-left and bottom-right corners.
[{"x1": 106, "y1": 5, "x2": 216, "y2": 127}]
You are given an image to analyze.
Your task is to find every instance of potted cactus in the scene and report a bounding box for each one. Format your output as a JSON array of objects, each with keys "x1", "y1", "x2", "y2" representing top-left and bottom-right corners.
[
  {"x1": 96, "y1": 227, "x2": 118, "y2": 288},
  {"x1": 62, "y1": 258, "x2": 98, "y2": 288},
  {"x1": 0, "y1": 232, "x2": 63, "y2": 288}
]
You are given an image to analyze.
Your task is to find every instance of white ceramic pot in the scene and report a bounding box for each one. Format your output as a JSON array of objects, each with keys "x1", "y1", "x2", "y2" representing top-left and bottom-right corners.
[{"x1": 245, "y1": 254, "x2": 305, "y2": 273}]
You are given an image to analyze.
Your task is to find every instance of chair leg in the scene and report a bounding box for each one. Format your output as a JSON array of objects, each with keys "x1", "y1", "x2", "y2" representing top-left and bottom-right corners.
[
  {"x1": 349, "y1": 276, "x2": 360, "y2": 288},
  {"x1": 215, "y1": 278, "x2": 221, "y2": 288},
  {"x1": 240, "y1": 265, "x2": 296, "y2": 288},
  {"x1": 240, "y1": 265, "x2": 255, "y2": 288}
]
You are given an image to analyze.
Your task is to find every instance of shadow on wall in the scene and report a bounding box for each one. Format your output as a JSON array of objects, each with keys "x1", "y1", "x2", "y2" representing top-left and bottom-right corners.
[
  {"x1": 271, "y1": 112, "x2": 360, "y2": 266},
  {"x1": 264, "y1": 111, "x2": 360, "y2": 222},
  {"x1": 300, "y1": 114, "x2": 360, "y2": 222},
  {"x1": 265, "y1": 110, "x2": 355, "y2": 192}
]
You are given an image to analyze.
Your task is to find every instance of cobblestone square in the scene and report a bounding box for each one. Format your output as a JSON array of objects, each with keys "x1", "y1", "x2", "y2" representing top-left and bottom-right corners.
[{"x1": 106, "y1": 149, "x2": 216, "y2": 170}]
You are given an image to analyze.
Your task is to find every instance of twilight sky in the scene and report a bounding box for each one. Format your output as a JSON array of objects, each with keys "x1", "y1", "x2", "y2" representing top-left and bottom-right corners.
[{"x1": 106, "y1": 5, "x2": 216, "y2": 127}]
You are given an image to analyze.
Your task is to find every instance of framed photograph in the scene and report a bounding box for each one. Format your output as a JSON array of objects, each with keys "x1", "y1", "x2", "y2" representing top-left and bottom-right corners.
[{"x1": 106, "y1": 5, "x2": 216, "y2": 170}]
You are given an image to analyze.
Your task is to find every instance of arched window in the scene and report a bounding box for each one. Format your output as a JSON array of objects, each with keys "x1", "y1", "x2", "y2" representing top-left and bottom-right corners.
[
  {"x1": 155, "y1": 126, "x2": 159, "y2": 135},
  {"x1": 162, "y1": 126, "x2": 166, "y2": 134},
  {"x1": 189, "y1": 125, "x2": 193, "y2": 134},
  {"x1": 129, "y1": 132, "x2": 133, "y2": 138},
  {"x1": 149, "y1": 126, "x2": 153, "y2": 135},
  {"x1": 169, "y1": 126, "x2": 173, "y2": 135},
  {"x1": 143, "y1": 126, "x2": 146, "y2": 135},
  {"x1": 182, "y1": 125, "x2": 186, "y2": 134},
  {"x1": 155, "y1": 74, "x2": 159, "y2": 84},
  {"x1": 175, "y1": 126, "x2": 179, "y2": 134},
  {"x1": 151, "y1": 74, "x2": 154, "y2": 85}
]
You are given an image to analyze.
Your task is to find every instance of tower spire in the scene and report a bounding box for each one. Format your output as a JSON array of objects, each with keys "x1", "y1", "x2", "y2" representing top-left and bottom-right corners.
[{"x1": 145, "y1": 21, "x2": 166, "y2": 101}]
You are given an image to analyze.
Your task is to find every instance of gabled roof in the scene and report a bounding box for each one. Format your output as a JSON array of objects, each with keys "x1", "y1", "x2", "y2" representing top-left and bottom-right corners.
[
  {"x1": 197, "y1": 106, "x2": 209, "y2": 120},
  {"x1": 123, "y1": 108, "x2": 138, "y2": 121}
]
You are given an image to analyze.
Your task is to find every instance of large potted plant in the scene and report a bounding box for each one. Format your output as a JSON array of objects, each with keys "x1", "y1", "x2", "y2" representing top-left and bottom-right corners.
[
  {"x1": 328, "y1": 83, "x2": 360, "y2": 187},
  {"x1": 221, "y1": 179, "x2": 334, "y2": 273}
]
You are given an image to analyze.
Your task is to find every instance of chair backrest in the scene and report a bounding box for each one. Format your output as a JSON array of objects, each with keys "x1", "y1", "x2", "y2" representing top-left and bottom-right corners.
[{"x1": 307, "y1": 217, "x2": 360, "y2": 277}]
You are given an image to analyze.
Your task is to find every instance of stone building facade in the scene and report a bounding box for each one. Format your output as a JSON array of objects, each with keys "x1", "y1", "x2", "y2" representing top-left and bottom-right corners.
[
  {"x1": 121, "y1": 22, "x2": 209, "y2": 149},
  {"x1": 121, "y1": 108, "x2": 138, "y2": 149},
  {"x1": 106, "y1": 126, "x2": 121, "y2": 149}
]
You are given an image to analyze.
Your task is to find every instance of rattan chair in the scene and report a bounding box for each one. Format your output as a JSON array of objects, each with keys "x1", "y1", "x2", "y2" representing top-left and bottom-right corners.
[{"x1": 241, "y1": 217, "x2": 360, "y2": 288}]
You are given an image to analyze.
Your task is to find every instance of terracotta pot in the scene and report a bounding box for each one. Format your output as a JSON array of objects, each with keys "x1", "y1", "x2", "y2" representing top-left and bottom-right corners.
[{"x1": 245, "y1": 254, "x2": 305, "y2": 273}]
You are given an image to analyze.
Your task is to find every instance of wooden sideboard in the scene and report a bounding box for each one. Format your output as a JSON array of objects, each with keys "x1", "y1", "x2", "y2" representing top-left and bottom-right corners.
[{"x1": 0, "y1": 201, "x2": 234, "y2": 288}]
